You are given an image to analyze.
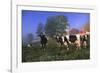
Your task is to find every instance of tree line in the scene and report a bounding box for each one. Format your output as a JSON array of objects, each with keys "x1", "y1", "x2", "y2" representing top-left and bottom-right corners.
[{"x1": 36, "y1": 15, "x2": 69, "y2": 37}]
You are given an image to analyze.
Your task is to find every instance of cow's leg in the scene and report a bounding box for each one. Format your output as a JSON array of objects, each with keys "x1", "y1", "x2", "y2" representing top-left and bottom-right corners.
[
  {"x1": 42, "y1": 43, "x2": 46, "y2": 51},
  {"x1": 84, "y1": 41, "x2": 87, "y2": 48},
  {"x1": 42, "y1": 44, "x2": 43, "y2": 48},
  {"x1": 60, "y1": 42, "x2": 63, "y2": 48},
  {"x1": 64, "y1": 42, "x2": 69, "y2": 51},
  {"x1": 58, "y1": 43, "x2": 60, "y2": 47},
  {"x1": 75, "y1": 40, "x2": 81, "y2": 50},
  {"x1": 59, "y1": 43, "x2": 62, "y2": 50},
  {"x1": 81, "y1": 41, "x2": 84, "y2": 48},
  {"x1": 44, "y1": 44, "x2": 46, "y2": 51},
  {"x1": 67, "y1": 45, "x2": 69, "y2": 51},
  {"x1": 41, "y1": 43, "x2": 44, "y2": 49}
]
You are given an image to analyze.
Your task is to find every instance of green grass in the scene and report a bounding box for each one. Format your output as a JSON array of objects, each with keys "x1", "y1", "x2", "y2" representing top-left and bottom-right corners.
[{"x1": 22, "y1": 38, "x2": 90, "y2": 62}]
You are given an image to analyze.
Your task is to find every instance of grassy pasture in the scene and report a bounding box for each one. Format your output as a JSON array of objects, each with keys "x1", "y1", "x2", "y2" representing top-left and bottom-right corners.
[{"x1": 22, "y1": 38, "x2": 90, "y2": 62}]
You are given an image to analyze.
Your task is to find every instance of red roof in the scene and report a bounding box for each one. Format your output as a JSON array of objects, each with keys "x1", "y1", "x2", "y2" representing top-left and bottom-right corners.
[
  {"x1": 80, "y1": 29, "x2": 86, "y2": 34},
  {"x1": 69, "y1": 28, "x2": 79, "y2": 34}
]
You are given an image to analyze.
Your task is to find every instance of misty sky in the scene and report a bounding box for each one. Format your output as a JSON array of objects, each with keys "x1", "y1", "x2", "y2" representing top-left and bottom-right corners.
[{"x1": 22, "y1": 10, "x2": 90, "y2": 37}]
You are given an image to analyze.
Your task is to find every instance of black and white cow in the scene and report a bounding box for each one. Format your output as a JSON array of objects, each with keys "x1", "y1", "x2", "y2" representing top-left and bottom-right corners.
[
  {"x1": 80, "y1": 33, "x2": 90, "y2": 48},
  {"x1": 67, "y1": 34, "x2": 81, "y2": 50},
  {"x1": 38, "y1": 34, "x2": 48, "y2": 50},
  {"x1": 54, "y1": 33, "x2": 90, "y2": 50}
]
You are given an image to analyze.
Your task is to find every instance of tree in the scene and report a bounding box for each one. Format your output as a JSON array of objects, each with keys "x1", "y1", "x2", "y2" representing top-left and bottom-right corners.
[
  {"x1": 83, "y1": 22, "x2": 90, "y2": 32},
  {"x1": 45, "y1": 15, "x2": 68, "y2": 37},
  {"x1": 36, "y1": 22, "x2": 44, "y2": 35}
]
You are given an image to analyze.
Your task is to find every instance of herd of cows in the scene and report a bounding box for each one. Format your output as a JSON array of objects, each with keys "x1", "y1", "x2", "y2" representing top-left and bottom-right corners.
[
  {"x1": 27, "y1": 32, "x2": 90, "y2": 51},
  {"x1": 36, "y1": 32, "x2": 90, "y2": 51}
]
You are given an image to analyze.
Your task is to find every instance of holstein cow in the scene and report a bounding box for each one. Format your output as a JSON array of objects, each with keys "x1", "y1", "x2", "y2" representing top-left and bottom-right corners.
[
  {"x1": 54, "y1": 33, "x2": 90, "y2": 50},
  {"x1": 54, "y1": 34, "x2": 81, "y2": 50},
  {"x1": 38, "y1": 34, "x2": 48, "y2": 50},
  {"x1": 54, "y1": 35, "x2": 60, "y2": 45},
  {"x1": 67, "y1": 34, "x2": 81, "y2": 50},
  {"x1": 54, "y1": 35, "x2": 64, "y2": 48},
  {"x1": 80, "y1": 33, "x2": 90, "y2": 48},
  {"x1": 63, "y1": 36, "x2": 70, "y2": 50}
]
